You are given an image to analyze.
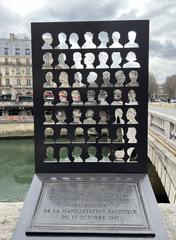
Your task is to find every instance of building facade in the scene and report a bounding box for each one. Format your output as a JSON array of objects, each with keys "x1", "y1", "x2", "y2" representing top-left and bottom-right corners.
[
  {"x1": 0, "y1": 33, "x2": 32, "y2": 101},
  {"x1": 0, "y1": 33, "x2": 33, "y2": 121}
]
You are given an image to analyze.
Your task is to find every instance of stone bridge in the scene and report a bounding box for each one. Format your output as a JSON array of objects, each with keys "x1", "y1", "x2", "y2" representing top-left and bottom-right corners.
[{"x1": 148, "y1": 109, "x2": 176, "y2": 203}]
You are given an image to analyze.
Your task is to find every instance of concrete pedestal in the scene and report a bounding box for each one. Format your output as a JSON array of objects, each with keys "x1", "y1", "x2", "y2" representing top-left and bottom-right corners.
[{"x1": 12, "y1": 173, "x2": 168, "y2": 239}]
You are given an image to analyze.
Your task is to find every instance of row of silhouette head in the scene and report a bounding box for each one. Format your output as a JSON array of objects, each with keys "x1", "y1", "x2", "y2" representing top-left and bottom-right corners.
[
  {"x1": 45, "y1": 146, "x2": 138, "y2": 163},
  {"x1": 43, "y1": 70, "x2": 139, "y2": 88},
  {"x1": 42, "y1": 31, "x2": 139, "y2": 49},
  {"x1": 42, "y1": 51, "x2": 141, "y2": 69},
  {"x1": 44, "y1": 89, "x2": 138, "y2": 106},
  {"x1": 44, "y1": 108, "x2": 138, "y2": 125},
  {"x1": 44, "y1": 126, "x2": 138, "y2": 144}
]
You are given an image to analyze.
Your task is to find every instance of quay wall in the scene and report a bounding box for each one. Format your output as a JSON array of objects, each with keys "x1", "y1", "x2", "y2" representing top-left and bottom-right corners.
[{"x1": 0, "y1": 123, "x2": 34, "y2": 138}]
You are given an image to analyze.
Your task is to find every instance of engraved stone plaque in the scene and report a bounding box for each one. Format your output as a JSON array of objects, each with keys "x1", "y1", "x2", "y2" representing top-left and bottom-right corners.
[{"x1": 28, "y1": 180, "x2": 151, "y2": 235}]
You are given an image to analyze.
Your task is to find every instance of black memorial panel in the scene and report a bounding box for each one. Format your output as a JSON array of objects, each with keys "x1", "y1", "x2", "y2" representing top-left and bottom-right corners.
[{"x1": 31, "y1": 21, "x2": 149, "y2": 173}]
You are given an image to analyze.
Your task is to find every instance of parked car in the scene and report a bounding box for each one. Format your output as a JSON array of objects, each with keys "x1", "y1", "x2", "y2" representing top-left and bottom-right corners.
[
  {"x1": 170, "y1": 98, "x2": 176, "y2": 103},
  {"x1": 153, "y1": 99, "x2": 161, "y2": 102}
]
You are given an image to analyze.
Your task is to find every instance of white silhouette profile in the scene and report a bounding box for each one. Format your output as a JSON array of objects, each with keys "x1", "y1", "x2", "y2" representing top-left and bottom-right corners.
[
  {"x1": 73, "y1": 147, "x2": 83, "y2": 162},
  {"x1": 96, "y1": 52, "x2": 109, "y2": 69},
  {"x1": 69, "y1": 33, "x2": 80, "y2": 49},
  {"x1": 97, "y1": 31, "x2": 109, "y2": 48},
  {"x1": 83, "y1": 109, "x2": 96, "y2": 124},
  {"x1": 71, "y1": 52, "x2": 83, "y2": 69},
  {"x1": 73, "y1": 72, "x2": 86, "y2": 88},
  {"x1": 111, "y1": 89, "x2": 123, "y2": 105},
  {"x1": 124, "y1": 31, "x2": 139, "y2": 48},
  {"x1": 127, "y1": 147, "x2": 138, "y2": 162},
  {"x1": 55, "y1": 53, "x2": 69, "y2": 69},
  {"x1": 55, "y1": 33, "x2": 68, "y2": 49},
  {"x1": 84, "y1": 53, "x2": 95, "y2": 69},
  {"x1": 85, "y1": 147, "x2": 97, "y2": 162},
  {"x1": 57, "y1": 90, "x2": 69, "y2": 106},
  {"x1": 127, "y1": 127, "x2": 137, "y2": 143},
  {"x1": 125, "y1": 90, "x2": 138, "y2": 105},
  {"x1": 82, "y1": 32, "x2": 96, "y2": 49},
  {"x1": 59, "y1": 72, "x2": 70, "y2": 88},
  {"x1": 114, "y1": 108, "x2": 125, "y2": 124},
  {"x1": 110, "y1": 52, "x2": 122, "y2": 68},
  {"x1": 87, "y1": 72, "x2": 98, "y2": 87},
  {"x1": 126, "y1": 108, "x2": 138, "y2": 124},
  {"x1": 115, "y1": 70, "x2": 126, "y2": 87},
  {"x1": 42, "y1": 52, "x2": 53, "y2": 69},
  {"x1": 101, "y1": 71, "x2": 113, "y2": 87},
  {"x1": 109, "y1": 32, "x2": 123, "y2": 48},
  {"x1": 55, "y1": 110, "x2": 67, "y2": 124},
  {"x1": 126, "y1": 70, "x2": 139, "y2": 87},
  {"x1": 43, "y1": 72, "x2": 57, "y2": 88},
  {"x1": 42, "y1": 33, "x2": 53, "y2": 49},
  {"x1": 123, "y1": 52, "x2": 140, "y2": 68},
  {"x1": 114, "y1": 148, "x2": 125, "y2": 162}
]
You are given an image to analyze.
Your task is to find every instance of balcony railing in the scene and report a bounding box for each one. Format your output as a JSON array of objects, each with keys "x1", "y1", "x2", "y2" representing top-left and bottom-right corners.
[
  {"x1": 0, "y1": 62, "x2": 32, "y2": 67},
  {"x1": 0, "y1": 84, "x2": 12, "y2": 88},
  {"x1": 0, "y1": 84, "x2": 32, "y2": 88}
]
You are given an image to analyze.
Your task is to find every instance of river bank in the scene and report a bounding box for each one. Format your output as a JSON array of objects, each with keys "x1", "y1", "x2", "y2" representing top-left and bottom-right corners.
[
  {"x1": 0, "y1": 202, "x2": 175, "y2": 240},
  {"x1": 0, "y1": 123, "x2": 34, "y2": 138}
]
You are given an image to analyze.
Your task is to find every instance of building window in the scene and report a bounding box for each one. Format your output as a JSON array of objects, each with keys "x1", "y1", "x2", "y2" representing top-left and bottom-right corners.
[
  {"x1": 5, "y1": 68, "x2": 9, "y2": 75},
  {"x1": 6, "y1": 79, "x2": 10, "y2": 86},
  {"x1": 4, "y1": 48, "x2": 9, "y2": 55},
  {"x1": 27, "y1": 79, "x2": 31, "y2": 86},
  {"x1": 26, "y1": 58, "x2": 30, "y2": 65},
  {"x1": 16, "y1": 58, "x2": 20, "y2": 65},
  {"x1": 15, "y1": 48, "x2": 20, "y2": 55},
  {"x1": 25, "y1": 49, "x2": 30, "y2": 55},
  {"x1": 16, "y1": 68, "x2": 20, "y2": 75},
  {"x1": 17, "y1": 79, "x2": 21, "y2": 86},
  {"x1": 5, "y1": 58, "x2": 9, "y2": 64},
  {"x1": 26, "y1": 68, "x2": 30, "y2": 75}
]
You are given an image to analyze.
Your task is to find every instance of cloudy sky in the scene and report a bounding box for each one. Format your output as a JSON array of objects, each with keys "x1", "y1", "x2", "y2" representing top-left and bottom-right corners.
[{"x1": 0, "y1": 0, "x2": 176, "y2": 83}]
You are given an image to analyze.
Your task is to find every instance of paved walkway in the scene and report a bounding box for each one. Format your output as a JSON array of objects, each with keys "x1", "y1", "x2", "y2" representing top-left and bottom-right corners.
[{"x1": 0, "y1": 202, "x2": 176, "y2": 240}]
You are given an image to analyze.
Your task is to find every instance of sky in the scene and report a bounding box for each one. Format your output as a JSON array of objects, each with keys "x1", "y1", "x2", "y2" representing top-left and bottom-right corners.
[{"x1": 0, "y1": 0, "x2": 176, "y2": 83}]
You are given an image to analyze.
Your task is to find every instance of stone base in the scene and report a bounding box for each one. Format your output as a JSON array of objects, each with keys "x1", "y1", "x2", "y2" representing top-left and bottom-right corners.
[
  {"x1": 1, "y1": 203, "x2": 175, "y2": 240},
  {"x1": 12, "y1": 173, "x2": 168, "y2": 239}
]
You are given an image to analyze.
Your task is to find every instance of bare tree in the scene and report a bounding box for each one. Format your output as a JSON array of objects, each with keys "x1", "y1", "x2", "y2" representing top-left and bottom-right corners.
[
  {"x1": 148, "y1": 72, "x2": 158, "y2": 100},
  {"x1": 164, "y1": 75, "x2": 176, "y2": 99}
]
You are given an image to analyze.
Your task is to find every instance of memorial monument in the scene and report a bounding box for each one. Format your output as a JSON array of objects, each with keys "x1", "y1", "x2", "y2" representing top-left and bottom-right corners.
[{"x1": 12, "y1": 20, "x2": 168, "y2": 239}]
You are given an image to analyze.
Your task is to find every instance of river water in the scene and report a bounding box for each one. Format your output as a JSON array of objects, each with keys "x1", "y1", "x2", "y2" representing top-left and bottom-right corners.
[
  {"x1": 0, "y1": 138, "x2": 34, "y2": 201},
  {"x1": 0, "y1": 138, "x2": 168, "y2": 202}
]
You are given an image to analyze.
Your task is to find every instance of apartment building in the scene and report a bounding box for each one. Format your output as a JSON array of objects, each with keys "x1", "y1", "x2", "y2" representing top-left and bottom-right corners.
[{"x1": 0, "y1": 33, "x2": 32, "y2": 101}]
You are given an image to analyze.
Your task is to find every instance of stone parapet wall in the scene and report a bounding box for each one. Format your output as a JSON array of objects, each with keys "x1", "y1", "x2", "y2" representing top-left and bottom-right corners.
[
  {"x1": 149, "y1": 102, "x2": 176, "y2": 108},
  {"x1": 148, "y1": 132, "x2": 176, "y2": 203}
]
